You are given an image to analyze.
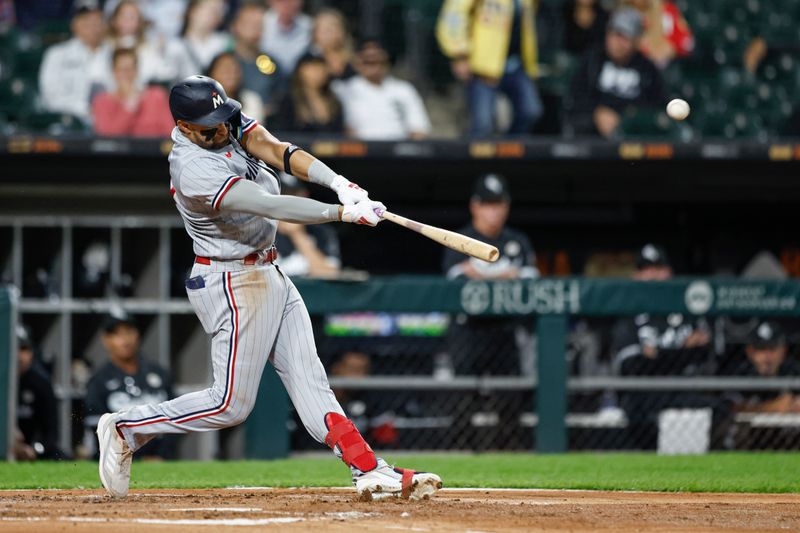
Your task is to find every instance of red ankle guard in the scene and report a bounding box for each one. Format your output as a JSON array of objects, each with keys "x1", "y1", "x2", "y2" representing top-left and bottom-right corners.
[{"x1": 324, "y1": 412, "x2": 377, "y2": 472}]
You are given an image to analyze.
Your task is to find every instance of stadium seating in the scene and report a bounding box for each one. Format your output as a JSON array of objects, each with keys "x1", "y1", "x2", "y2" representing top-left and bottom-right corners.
[{"x1": 0, "y1": 1, "x2": 797, "y2": 139}]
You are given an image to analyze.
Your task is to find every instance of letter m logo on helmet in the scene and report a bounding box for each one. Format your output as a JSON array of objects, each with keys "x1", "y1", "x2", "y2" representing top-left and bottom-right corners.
[{"x1": 169, "y1": 76, "x2": 243, "y2": 136}]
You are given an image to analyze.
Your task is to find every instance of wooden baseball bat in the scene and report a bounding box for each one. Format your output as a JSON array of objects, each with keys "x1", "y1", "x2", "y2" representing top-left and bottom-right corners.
[{"x1": 381, "y1": 211, "x2": 499, "y2": 263}]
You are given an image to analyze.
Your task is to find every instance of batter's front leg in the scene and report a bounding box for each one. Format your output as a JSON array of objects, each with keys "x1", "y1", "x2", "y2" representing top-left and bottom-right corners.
[
  {"x1": 270, "y1": 279, "x2": 347, "y2": 444},
  {"x1": 116, "y1": 269, "x2": 283, "y2": 451},
  {"x1": 271, "y1": 278, "x2": 442, "y2": 501}
]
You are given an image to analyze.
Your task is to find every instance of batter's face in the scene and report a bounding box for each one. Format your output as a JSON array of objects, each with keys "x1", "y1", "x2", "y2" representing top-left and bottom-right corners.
[{"x1": 178, "y1": 120, "x2": 230, "y2": 149}]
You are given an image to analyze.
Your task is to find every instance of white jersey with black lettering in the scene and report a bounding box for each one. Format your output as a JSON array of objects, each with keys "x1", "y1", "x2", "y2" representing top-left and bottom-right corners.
[{"x1": 168, "y1": 115, "x2": 280, "y2": 259}]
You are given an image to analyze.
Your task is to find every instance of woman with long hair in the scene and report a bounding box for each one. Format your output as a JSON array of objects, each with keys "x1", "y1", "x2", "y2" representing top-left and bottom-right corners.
[
  {"x1": 206, "y1": 51, "x2": 265, "y2": 122},
  {"x1": 180, "y1": 0, "x2": 230, "y2": 74},
  {"x1": 104, "y1": 0, "x2": 189, "y2": 85},
  {"x1": 272, "y1": 53, "x2": 343, "y2": 133},
  {"x1": 311, "y1": 8, "x2": 355, "y2": 81}
]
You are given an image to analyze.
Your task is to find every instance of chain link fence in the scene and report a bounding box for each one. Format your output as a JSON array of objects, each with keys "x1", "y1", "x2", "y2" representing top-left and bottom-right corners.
[{"x1": 292, "y1": 312, "x2": 800, "y2": 453}]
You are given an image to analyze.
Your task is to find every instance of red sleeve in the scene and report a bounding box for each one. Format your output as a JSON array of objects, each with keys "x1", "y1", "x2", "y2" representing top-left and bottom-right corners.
[
  {"x1": 664, "y1": 2, "x2": 694, "y2": 57},
  {"x1": 92, "y1": 93, "x2": 138, "y2": 136}
]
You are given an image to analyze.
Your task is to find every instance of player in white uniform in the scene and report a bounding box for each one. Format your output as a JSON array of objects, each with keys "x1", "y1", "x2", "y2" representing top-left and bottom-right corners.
[{"x1": 96, "y1": 76, "x2": 442, "y2": 501}]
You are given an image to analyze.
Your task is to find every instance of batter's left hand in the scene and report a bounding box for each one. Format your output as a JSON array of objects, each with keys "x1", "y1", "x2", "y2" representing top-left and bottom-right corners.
[
  {"x1": 342, "y1": 200, "x2": 386, "y2": 226},
  {"x1": 331, "y1": 175, "x2": 369, "y2": 205}
]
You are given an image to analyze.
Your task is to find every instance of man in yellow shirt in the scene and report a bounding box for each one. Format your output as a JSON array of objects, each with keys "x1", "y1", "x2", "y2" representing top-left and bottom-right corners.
[{"x1": 436, "y1": 0, "x2": 542, "y2": 137}]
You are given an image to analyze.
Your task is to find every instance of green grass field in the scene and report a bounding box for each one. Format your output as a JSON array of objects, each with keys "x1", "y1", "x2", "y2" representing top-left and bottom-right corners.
[{"x1": 1, "y1": 453, "x2": 799, "y2": 493}]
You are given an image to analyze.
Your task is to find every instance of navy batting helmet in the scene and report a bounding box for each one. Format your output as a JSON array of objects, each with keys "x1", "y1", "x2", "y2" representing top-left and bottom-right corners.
[{"x1": 169, "y1": 75, "x2": 243, "y2": 139}]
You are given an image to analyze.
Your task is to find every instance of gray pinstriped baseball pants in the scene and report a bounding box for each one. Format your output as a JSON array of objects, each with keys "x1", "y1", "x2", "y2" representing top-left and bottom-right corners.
[{"x1": 116, "y1": 262, "x2": 345, "y2": 452}]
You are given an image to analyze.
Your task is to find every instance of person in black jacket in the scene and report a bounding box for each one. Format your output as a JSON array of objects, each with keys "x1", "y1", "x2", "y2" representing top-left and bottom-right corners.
[
  {"x1": 724, "y1": 321, "x2": 800, "y2": 413},
  {"x1": 271, "y1": 53, "x2": 344, "y2": 134},
  {"x1": 442, "y1": 174, "x2": 538, "y2": 377},
  {"x1": 15, "y1": 325, "x2": 66, "y2": 460},
  {"x1": 610, "y1": 244, "x2": 714, "y2": 449},
  {"x1": 567, "y1": 7, "x2": 666, "y2": 138},
  {"x1": 84, "y1": 313, "x2": 176, "y2": 459},
  {"x1": 563, "y1": 0, "x2": 609, "y2": 56}
]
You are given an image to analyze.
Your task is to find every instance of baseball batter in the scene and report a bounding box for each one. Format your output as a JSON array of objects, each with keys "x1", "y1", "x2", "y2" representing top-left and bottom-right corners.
[{"x1": 96, "y1": 76, "x2": 442, "y2": 501}]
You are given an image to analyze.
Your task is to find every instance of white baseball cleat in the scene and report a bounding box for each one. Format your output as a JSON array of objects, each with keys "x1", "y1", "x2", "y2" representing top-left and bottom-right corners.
[
  {"x1": 96, "y1": 412, "x2": 132, "y2": 498},
  {"x1": 353, "y1": 458, "x2": 442, "y2": 501}
]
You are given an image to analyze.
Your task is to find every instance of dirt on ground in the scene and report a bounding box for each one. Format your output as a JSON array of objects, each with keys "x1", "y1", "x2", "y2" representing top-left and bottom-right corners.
[{"x1": 0, "y1": 487, "x2": 798, "y2": 532}]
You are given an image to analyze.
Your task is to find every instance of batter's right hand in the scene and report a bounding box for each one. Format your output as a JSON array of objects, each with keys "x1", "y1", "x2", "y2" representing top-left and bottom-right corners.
[{"x1": 341, "y1": 200, "x2": 385, "y2": 226}]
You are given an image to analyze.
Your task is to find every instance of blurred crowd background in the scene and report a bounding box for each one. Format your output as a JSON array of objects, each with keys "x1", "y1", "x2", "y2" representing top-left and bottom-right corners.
[
  {"x1": 0, "y1": 0, "x2": 799, "y2": 139},
  {"x1": 3, "y1": 0, "x2": 800, "y2": 462}
]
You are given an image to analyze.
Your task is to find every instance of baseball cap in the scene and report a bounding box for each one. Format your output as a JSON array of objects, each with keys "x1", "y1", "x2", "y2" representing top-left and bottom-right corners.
[
  {"x1": 608, "y1": 8, "x2": 644, "y2": 39},
  {"x1": 636, "y1": 244, "x2": 669, "y2": 269},
  {"x1": 73, "y1": 0, "x2": 101, "y2": 16},
  {"x1": 748, "y1": 321, "x2": 786, "y2": 349},
  {"x1": 102, "y1": 311, "x2": 138, "y2": 333},
  {"x1": 16, "y1": 324, "x2": 32, "y2": 350},
  {"x1": 472, "y1": 174, "x2": 511, "y2": 203}
]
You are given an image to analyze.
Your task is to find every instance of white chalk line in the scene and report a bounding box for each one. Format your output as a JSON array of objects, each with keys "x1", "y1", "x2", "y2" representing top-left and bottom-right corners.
[
  {"x1": 166, "y1": 507, "x2": 263, "y2": 512},
  {"x1": 0, "y1": 510, "x2": 378, "y2": 527}
]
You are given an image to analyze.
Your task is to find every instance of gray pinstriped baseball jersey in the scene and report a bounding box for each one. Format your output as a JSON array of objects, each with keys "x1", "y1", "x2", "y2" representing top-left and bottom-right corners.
[{"x1": 169, "y1": 114, "x2": 280, "y2": 260}]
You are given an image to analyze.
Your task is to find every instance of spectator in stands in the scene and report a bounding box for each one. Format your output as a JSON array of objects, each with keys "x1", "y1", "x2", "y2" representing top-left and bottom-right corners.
[
  {"x1": 334, "y1": 38, "x2": 431, "y2": 140},
  {"x1": 38, "y1": 0, "x2": 108, "y2": 124},
  {"x1": 611, "y1": 244, "x2": 713, "y2": 449},
  {"x1": 567, "y1": 7, "x2": 666, "y2": 138},
  {"x1": 104, "y1": 0, "x2": 188, "y2": 41},
  {"x1": 271, "y1": 54, "x2": 344, "y2": 134},
  {"x1": 84, "y1": 313, "x2": 176, "y2": 459},
  {"x1": 230, "y1": 2, "x2": 282, "y2": 116},
  {"x1": 261, "y1": 0, "x2": 312, "y2": 75},
  {"x1": 311, "y1": 8, "x2": 356, "y2": 81},
  {"x1": 103, "y1": 0, "x2": 189, "y2": 86},
  {"x1": 436, "y1": 0, "x2": 543, "y2": 137},
  {"x1": 92, "y1": 48, "x2": 174, "y2": 137},
  {"x1": 274, "y1": 174, "x2": 341, "y2": 277},
  {"x1": 563, "y1": 0, "x2": 609, "y2": 56},
  {"x1": 180, "y1": 0, "x2": 230, "y2": 75},
  {"x1": 443, "y1": 174, "x2": 538, "y2": 376},
  {"x1": 625, "y1": 0, "x2": 693, "y2": 69},
  {"x1": 726, "y1": 322, "x2": 800, "y2": 413},
  {"x1": 206, "y1": 52, "x2": 265, "y2": 122},
  {"x1": 15, "y1": 325, "x2": 65, "y2": 460}
]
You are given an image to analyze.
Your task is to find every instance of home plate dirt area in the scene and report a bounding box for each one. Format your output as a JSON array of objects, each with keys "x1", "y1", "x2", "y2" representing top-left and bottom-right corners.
[{"x1": 1, "y1": 488, "x2": 799, "y2": 532}]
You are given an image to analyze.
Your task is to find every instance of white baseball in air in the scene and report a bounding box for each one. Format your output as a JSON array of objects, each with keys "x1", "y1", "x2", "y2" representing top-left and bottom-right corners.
[{"x1": 666, "y1": 98, "x2": 690, "y2": 121}]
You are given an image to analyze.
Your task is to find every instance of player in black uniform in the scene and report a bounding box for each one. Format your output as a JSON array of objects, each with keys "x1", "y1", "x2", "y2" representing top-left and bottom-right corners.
[
  {"x1": 441, "y1": 174, "x2": 537, "y2": 449},
  {"x1": 85, "y1": 313, "x2": 176, "y2": 459},
  {"x1": 611, "y1": 245, "x2": 714, "y2": 449},
  {"x1": 442, "y1": 173, "x2": 538, "y2": 376},
  {"x1": 16, "y1": 325, "x2": 65, "y2": 459}
]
